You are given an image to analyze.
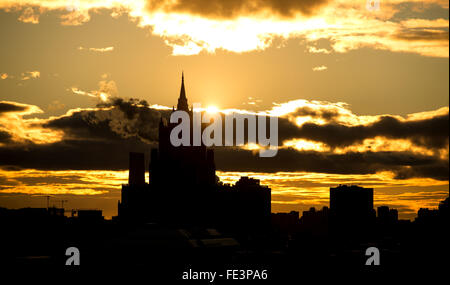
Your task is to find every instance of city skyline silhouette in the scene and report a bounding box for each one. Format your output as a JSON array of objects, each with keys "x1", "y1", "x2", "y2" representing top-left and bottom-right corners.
[
  {"x1": 3, "y1": 72, "x2": 448, "y2": 220},
  {"x1": 0, "y1": 75, "x2": 448, "y2": 277},
  {"x1": 0, "y1": 0, "x2": 448, "y2": 277}
]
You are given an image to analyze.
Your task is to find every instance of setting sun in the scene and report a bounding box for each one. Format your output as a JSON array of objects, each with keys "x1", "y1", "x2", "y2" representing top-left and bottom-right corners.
[{"x1": 205, "y1": 105, "x2": 219, "y2": 114}]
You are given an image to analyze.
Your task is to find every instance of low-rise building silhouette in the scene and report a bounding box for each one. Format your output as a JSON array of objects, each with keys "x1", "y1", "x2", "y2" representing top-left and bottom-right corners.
[
  {"x1": 76, "y1": 209, "x2": 103, "y2": 222},
  {"x1": 377, "y1": 206, "x2": 398, "y2": 225}
]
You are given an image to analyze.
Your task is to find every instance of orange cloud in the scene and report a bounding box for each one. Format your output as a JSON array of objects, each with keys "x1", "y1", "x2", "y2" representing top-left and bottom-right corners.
[
  {"x1": 312, "y1": 65, "x2": 327, "y2": 71},
  {"x1": 0, "y1": 168, "x2": 447, "y2": 219},
  {"x1": 144, "y1": 0, "x2": 330, "y2": 19},
  {"x1": 0, "y1": 0, "x2": 447, "y2": 57},
  {"x1": 0, "y1": 101, "x2": 63, "y2": 144},
  {"x1": 0, "y1": 169, "x2": 125, "y2": 195},
  {"x1": 70, "y1": 78, "x2": 118, "y2": 102},
  {"x1": 17, "y1": 6, "x2": 39, "y2": 23},
  {"x1": 307, "y1": 46, "x2": 331, "y2": 54},
  {"x1": 21, "y1": 71, "x2": 40, "y2": 80},
  {"x1": 78, "y1": 46, "x2": 114, "y2": 52}
]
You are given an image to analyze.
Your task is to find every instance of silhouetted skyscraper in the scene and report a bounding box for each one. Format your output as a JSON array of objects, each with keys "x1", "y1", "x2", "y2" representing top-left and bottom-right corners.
[
  {"x1": 330, "y1": 185, "x2": 373, "y2": 216},
  {"x1": 329, "y1": 185, "x2": 375, "y2": 232},
  {"x1": 151, "y1": 73, "x2": 215, "y2": 187},
  {"x1": 118, "y1": 73, "x2": 271, "y2": 230},
  {"x1": 128, "y1": 152, "x2": 145, "y2": 185},
  {"x1": 177, "y1": 72, "x2": 189, "y2": 112}
]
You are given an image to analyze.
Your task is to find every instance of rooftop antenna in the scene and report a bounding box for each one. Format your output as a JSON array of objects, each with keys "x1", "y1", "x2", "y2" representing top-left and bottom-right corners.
[{"x1": 45, "y1": 195, "x2": 50, "y2": 209}]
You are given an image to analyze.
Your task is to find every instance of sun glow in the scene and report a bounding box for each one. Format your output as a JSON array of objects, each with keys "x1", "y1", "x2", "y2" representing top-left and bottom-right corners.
[
  {"x1": 205, "y1": 105, "x2": 219, "y2": 114},
  {"x1": 99, "y1": 92, "x2": 109, "y2": 102}
]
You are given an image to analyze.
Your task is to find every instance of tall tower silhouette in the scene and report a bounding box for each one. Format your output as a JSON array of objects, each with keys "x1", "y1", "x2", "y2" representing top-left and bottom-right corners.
[
  {"x1": 177, "y1": 72, "x2": 189, "y2": 112},
  {"x1": 152, "y1": 72, "x2": 215, "y2": 187},
  {"x1": 119, "y1": 73, "x2": 271, "y2": 229}
]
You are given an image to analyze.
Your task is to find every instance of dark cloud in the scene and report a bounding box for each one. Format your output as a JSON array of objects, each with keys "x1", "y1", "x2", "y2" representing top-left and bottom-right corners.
[
  {"x1": 0, "y1": 166, "x2": 23, "y2": 171},
  {"x1": 1, "y1": 139, "x2": 447, "y2": 181},
  {"x1": 15, "y1": 175, "x2": 96, "y2": 186},
  {"x1": 289, "y1": 106, "x2": 340, "y2": 121},
  {"x1": 0, "y1": 138, "x2": 152, "y2": 171},
  {"x1": 0, "y1": 130, "x2": 12, "y2": 143},
  {"x1": 44, "y1": 97, "x2": 170, "y2": 143},
  {"x1": 146, "y1": 0, "x2": 330, "y2": 19},
  {"x1": 0, "y1": 102, "x2": 28, "y2": 114},
  {"x1": 1, "y1": 98, "x2": 162, "y2": 170},
  {"x1": 97, "y1": 97, "x2": 150, "y2": 119},
  {"x1": 95, "y1": 97, "x2": 170, "y2": 142},
  {"x1": 394, "y1": 29, "x2": 449, "y2": 42},
  {"x1": 43, "y1": 109, "x2": 124, "y2": 142},
  {"x1": 214, "y1": 148, "x2": 449, "y2": 181},
  {"x1": 279, "y1": 113, "x2": 449, "y2": 150},
  {"x1": 0, "y1": 99, "x2": 448, "y2": 181}
]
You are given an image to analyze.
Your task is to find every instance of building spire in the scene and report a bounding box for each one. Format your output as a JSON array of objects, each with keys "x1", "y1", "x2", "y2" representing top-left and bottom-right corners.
[{"x1": 177, "y1": 71, "x2": 189, "y2": 111}]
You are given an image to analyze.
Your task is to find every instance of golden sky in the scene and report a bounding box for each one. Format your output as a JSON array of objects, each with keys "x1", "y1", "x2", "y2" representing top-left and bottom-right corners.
[{"x1": 0, "y1": 0, "x2": 448, "y2": 219}]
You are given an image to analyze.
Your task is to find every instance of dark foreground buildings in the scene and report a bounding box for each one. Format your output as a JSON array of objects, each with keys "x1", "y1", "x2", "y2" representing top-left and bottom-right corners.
[{"x1": 118, "y1": 74, "x2": 271, "y2": 231}]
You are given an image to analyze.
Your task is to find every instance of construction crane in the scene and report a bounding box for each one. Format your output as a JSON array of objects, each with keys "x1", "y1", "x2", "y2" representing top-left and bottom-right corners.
[{"x1": 53, "y1": 199, "x2": 68, "y2": 209}]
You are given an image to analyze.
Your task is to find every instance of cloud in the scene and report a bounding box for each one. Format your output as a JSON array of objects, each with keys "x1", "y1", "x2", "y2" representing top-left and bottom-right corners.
[
  {"x1": 288, "y1": 105, "x2": 340, "y2": 121},
  {"x1": 78, "y1": 46, "x2": 114, "y2": 52},
  {"x1": 394, "y1": 29, "x2": 449, "y2": 42},
  {"x1": 307, "y1": 46, "x2": 331, "y2": 54},
  {"x1": 145, "y1": 0, "x2": 330, "y2": 19},
  {"x1": 60, "y1": 8, "x2": 90, "y2": 25},
  {"x1": 0, "y1": 130, "x2": 12, "y2": 143},
  {"x1": 213, "y1": 148, "x2": 449, "y2": 181},
  {"x1": 17, "y1": 6, "x2": 39, "y2": 23},
  {"x1": 0, "y1": 102, "x2": 28, "y2": 113},
  {"x1": 400, "y1": 18, "x2": 449, "y2": 29},
  {"x1": 91, "y1": 97, "x2": 166, "y2": 143},
  {"x1": 141, "y1": 0, "x2": 449, "y2": 57},
  {"x1": 243, "y1": 97, "x2": 262, "y2": 107},
  {"x1": 277, "y1": 111, "x2": 449, "y2": 151},
  {"x1": 0, "y1": 98, "x2": 162, "y2": 170},
  {"x1": 0, "y1": 101, "x2": 62, "y2": 145},
  {"x1": 0, "y1": 101, "x2": 38, "y2": 114},
  {"x1": 312, "y1": 65, "x2": 327, "y2": 71},
  {"x1": 0, "y1": 169, "x2": 125, "y2": 197},
  {"x1": 37, "y1": 97, "x2": 166, "y2": 146},
  {"x1": 0, "y1": 0, "x2": 447, "y2": 57},
  {"x1": 0, "y1": 168, "x2": 446, "y2": 220},
  {"x1": 0, "y1": 98, "x2": 448, "y2": 182},
  {"x1": 21, "y1": 71, "x2": 40, "y2": 80},
  {"x1": 70, "y1": 79, "x2": 118, "y2": 102},
  {"x1": 47, "y1": 100, "x2": 66, "y2": 112}
]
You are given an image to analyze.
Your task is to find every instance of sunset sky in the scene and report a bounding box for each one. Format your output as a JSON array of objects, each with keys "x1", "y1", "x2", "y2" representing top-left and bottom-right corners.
[{"x1": 0, "y1": 0, "x2": 448, "y2": 219}]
